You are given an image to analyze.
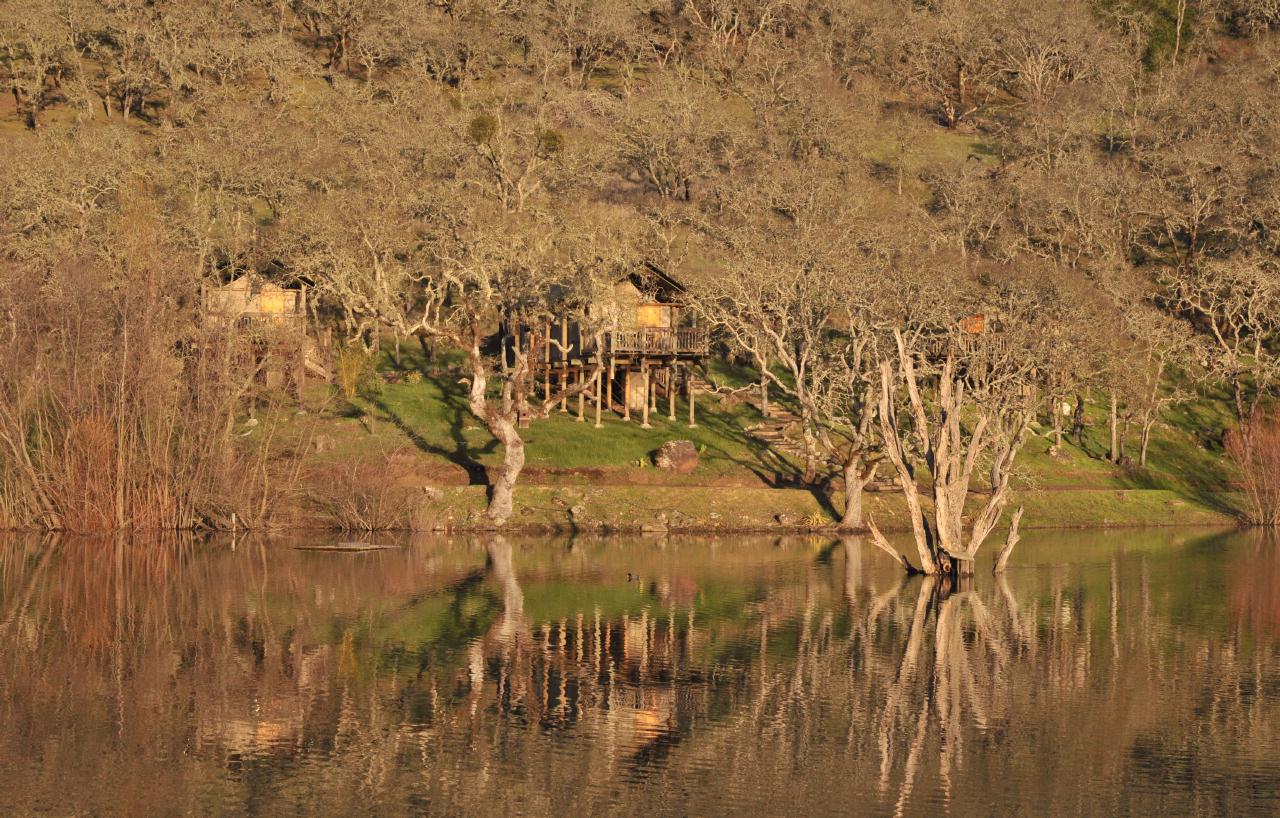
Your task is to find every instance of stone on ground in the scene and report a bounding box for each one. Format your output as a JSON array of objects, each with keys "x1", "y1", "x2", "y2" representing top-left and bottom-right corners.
[{"x1": 654, "y1": 440, "x2": 698, "y2": 474}]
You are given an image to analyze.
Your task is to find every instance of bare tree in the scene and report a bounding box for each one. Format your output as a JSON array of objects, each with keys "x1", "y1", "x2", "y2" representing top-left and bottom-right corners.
[
  {"x1": 0, "y1": 3, "x2": 74, "y2": 128},
  {"x1": 1160, "y1": 257, "x2": 1280, "y2": 423},
  {"x1": 1117, "y1": 301, "x2": 1203, "y2": 467},
  {"x1": 295, "y1": 87, "x2": 633, "y2": 525},
  {"x1": 688, "y1": 158, "x2": 885, "y2": 515},
  {"x1": 615, "y1": 70, "x2": 735, "y2": 201},
  {"x1": 867, "y1": 271, "x2": 1057, "y2": 576}
]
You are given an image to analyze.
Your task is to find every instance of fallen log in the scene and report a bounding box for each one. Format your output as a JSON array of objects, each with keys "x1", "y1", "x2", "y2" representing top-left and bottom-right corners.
[{"x1": 294, "y1": 542, "x2": 400, "y2": 552}]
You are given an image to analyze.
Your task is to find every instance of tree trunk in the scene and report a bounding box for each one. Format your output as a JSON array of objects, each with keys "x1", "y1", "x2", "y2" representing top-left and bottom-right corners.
[
  {"x1": 800, "y1": 407, "x2": 818, "y2": 484},
  {"x1": 1072, "y1": 394, "x2": 1085, "y2": 446},
  {"x1": 463, "y1": 333, "x2": 525, "y2": 527},
  {"x1": 993, "y1": 506, "x2": 1024, "y2": 574},
  {"x1": 802, "y1": 444, "x2": 818, "y2": 484},
  {"x1": 1051, "y1": 398, "x2": 1063, "y2": 449},
  {"x1": 486, "y1": 416, "x2": 525, "y2": 526},
  {"x1": 1140, "y1": 419, "x2": 1154, "y2": 467},
  {"x1": 1108, "y1": 391, "x2": 1119, "y2": 464},
  {"x1": 838, "y1": 459, "x2": 864, "y2": 530},
  {"x1": 874, "y1": 357, "x2": 937, "y2": 575}
]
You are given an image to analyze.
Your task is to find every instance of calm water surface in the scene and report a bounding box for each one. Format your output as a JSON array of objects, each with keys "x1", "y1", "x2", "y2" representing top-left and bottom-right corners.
[{"x1": 2, "y1": 528, "x2": 1279, "y2": 817}]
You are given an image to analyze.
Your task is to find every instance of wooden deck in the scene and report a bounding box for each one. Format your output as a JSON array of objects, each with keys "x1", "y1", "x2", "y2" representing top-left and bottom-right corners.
[
  {"x1": 924, "y1": 332, "x2": 1009, "y2": 361},
  {"x1": 602, "y1": 327, "x2": 709, "y2": 357}
]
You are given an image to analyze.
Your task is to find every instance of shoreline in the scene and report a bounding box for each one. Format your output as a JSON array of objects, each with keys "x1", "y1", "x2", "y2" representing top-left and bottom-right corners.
[
  {"x1": 309, "y1": 484, "x2": 1244, "y2": 535},
  {"x1": 0, "y1": 486, "x2": 1242, "y2": 536}
]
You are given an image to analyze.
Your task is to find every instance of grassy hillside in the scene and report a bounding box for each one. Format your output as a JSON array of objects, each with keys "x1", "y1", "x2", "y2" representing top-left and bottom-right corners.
[{"x1": 250, "y1": 342, "x2": 1243, "y2": 531}]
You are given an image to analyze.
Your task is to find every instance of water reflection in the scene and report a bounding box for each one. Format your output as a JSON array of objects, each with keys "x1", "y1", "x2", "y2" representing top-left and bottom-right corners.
[{"x1": 1, "y1": 529, "x2": 1279, "y2": 816}]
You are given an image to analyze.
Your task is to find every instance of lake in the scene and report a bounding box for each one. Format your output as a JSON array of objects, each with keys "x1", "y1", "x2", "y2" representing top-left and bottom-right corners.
[{"x1": 1, "y1": 528, "x2": 1278, "y2": 817}]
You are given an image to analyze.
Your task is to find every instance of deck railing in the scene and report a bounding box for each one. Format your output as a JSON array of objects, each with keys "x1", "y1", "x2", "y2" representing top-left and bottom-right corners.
[
  {"x1": 233, "y1": 312, "x2": 306, "y2": 330},
  {"x1": 604, "y1": 327, "x2": 709, "y2": 356},
  {"x1": 924, "y1": 332, "x2": 1010, "y2": 361}
]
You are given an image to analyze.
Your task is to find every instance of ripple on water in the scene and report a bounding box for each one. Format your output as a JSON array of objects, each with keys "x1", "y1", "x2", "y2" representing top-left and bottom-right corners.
[{"x1": 0, "y1": 529, "x2": 1278, "y2": 817}]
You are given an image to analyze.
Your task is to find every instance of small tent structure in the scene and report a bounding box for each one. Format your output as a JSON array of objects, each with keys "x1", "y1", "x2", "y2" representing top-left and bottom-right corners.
[
  {"x1": 507, "y1": 263, "x2": 709, "y2": 428},
  {"x1": 202, "y1": 274, "x2": 321, "y2": 398}
]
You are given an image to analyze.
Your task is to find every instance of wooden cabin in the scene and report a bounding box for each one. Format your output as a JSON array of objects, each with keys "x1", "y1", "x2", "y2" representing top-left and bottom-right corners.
[
  {"x1": 203, "y1": 274, "x2": 318, "y2": 398},
  {"x1": 510, "y1": 263, "x2": 709, "y2": 428},
  {"x1": 204, "y1": 275, "x2": 308, "y2": 326},
  {"x1": 925, "y1": 311, "x2": 1009, "y2": 361}
]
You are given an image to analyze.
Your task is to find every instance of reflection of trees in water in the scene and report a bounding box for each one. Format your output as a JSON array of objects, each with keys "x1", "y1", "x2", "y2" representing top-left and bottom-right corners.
[
  {"x1": 835, "y1": 536, "x2": 1280, "y2": 817},
  {"x1": 1, "y1": 533, "x2": 1280, "y2": 816},
  {"x1": 1230, "y1": 531, "x2": 1280, "y2": 638}
]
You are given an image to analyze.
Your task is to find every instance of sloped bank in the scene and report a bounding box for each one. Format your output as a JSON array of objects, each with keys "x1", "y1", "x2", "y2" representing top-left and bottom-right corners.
[{"x1": 372, "y1": 485, "x2": 1240, "y2": 534}]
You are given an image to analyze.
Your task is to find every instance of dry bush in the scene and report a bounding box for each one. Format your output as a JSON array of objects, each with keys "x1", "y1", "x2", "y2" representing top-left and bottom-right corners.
[
  {"x1": 335, "y1": 346, "x2": 380, "y2": 401},
  {"x1": 305, "y1": 455, "x2": 422, "y2": 532},
  {"x1": 0, "y1": 196, "x2": 295, "y2": 531},
  {"x1": 1226, "y1": 408, "x2": 1280, "y2": 526}
]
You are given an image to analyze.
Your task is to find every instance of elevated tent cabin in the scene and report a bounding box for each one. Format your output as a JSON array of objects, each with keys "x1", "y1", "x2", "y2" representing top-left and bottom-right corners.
[
  {"x1": 924, "y1": 311, "x2": 1010, "y2": 361},
  {"x1": 508, "y1": 263, "x2": 709, "y2": 428},
  {"x1": 202, "y1": 273, "x2": 320, "y2": 398},
  {"x1": 204, "y1": 274, "x2": 309, "y2": 326}
]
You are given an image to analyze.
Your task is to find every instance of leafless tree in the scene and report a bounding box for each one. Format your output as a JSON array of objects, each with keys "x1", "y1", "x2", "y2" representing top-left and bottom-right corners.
[
  {"x1": 687, "y1": 158, "x2": 890, "y2": 522},
  {"x1": 1160, "y1": 257, "x2": 1280, "y2": 423},
  {"x1": 867, "y1": 270, "x2": 1060, "y2": 576}
]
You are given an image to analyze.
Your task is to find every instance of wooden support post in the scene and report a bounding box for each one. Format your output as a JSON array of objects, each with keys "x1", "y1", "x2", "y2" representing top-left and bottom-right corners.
[
  {"x1": 543, "y1": 321, "x2": 551, "y2": 402},
  {"x1": 577, "y1": 369, "x2": 586, "y2": 422},
  {"x1": 668, "y1": 365, "x2": 676, "y2": 420},
  {"x1": 608, "y1": 358, "x2": 616, "y2": 417},
  {"x1": 624, "y1": 368, "x2": 632, "y2": 422},
  {"x1": 641, "y1": 364, "x2": 651, "y2": 429},
  {"x1": 688, "y1": 367, "x2": 697, "y2": 428},
  {"x1": 560, "y1": 321, "x2": 569, "y2": 413},
  {"x1": 594, "y1": 367, "x2": 603, "y2": 428}
]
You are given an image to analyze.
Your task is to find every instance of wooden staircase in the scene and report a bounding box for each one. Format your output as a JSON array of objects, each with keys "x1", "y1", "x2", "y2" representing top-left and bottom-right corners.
[{"x1": 745, "y1": 406, "x2": 806, "y2": 457}]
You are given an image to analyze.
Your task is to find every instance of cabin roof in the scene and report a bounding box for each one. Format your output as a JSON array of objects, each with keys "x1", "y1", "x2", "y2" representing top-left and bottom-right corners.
[
  {"x1": 624, "y1": 262, "x2": 687, "y2": 303},
  {"x1": 216, "y1": 270, "x2": 306, "y2": 292}
]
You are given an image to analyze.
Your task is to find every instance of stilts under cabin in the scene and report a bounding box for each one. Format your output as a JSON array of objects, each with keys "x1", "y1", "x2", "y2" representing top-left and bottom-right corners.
[
  {"x1": 506, "y1": 263, "x2": 710, "y2": 429},
  {"x1": 924, "y1": 311, "x2": 1011, "y2": 362}
]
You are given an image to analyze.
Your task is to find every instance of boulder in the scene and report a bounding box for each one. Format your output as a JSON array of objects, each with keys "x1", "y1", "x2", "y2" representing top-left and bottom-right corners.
[{"x1": 654, "y1": 440, "x2": 698, "y2": 474}]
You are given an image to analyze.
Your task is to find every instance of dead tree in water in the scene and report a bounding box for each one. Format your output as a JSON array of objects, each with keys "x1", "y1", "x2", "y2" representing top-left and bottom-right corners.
[{"x1": 866, "y1": 275, "x2": 1056, "y2": 576}]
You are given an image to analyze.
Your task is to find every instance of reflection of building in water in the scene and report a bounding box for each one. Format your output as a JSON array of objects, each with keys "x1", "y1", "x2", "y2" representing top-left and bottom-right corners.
[
  {"x1": 7, "y1": 534, "x2": 1280, "y2": 816},
  {"x1": 466, "y1": 539, "x2": 728, "y2": 765},
  {"x1": 480, "y1": 605, "x2": 713, "y2": 762},
  {"x1": 194, "y1": 644, "x2": 333, "y2": 760}
]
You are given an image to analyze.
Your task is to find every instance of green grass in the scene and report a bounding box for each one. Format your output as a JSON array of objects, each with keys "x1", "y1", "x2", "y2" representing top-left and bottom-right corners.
[
  {"x1": 254, "y1": 338, "x2": 1245, "y2": 529},
  {"x1": 277, "y1": 344, "x2": 797, "y2": 485}
]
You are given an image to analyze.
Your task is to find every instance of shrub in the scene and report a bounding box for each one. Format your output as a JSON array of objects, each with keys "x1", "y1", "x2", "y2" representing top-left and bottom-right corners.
[
  {"x1": 306, "y1": 456, "x2": 418, "y2": 531},
  {"x1": 1226, "y1": 408, "x2": 1280, "y2": 526},
  {"x1": 335, "y1": 347, "x2": 381, "y2": 401},
  {"x1": 0, "y1": 250, "x2": 288, "y2": 531}
]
